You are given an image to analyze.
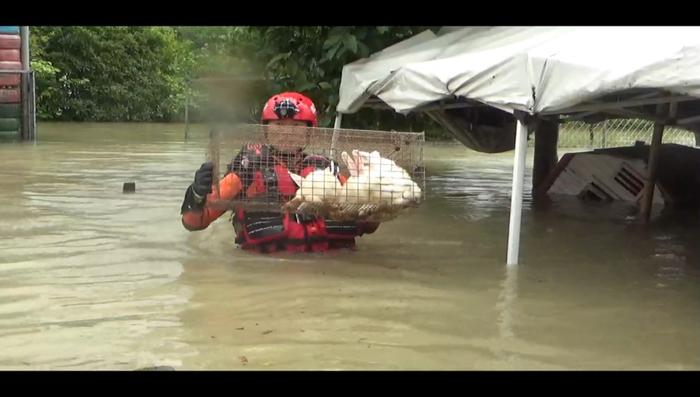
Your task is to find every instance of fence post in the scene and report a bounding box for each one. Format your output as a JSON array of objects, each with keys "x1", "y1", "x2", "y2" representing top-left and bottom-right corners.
[
  {"x1": 184, "y1": 90, "x2": 190, "y2": 140},
  {"x1": 640, "y1": 121, "x2": 665, "y2": 221},
  {"x1": 19, "y1": 27, "x2": 31, "y2": 141},
  {"x1": 640, "y1": 103, "x2": 674, "y2": 222},
  {"x1": 30, "y1": 71, "x2": 36, "y2": 142}
]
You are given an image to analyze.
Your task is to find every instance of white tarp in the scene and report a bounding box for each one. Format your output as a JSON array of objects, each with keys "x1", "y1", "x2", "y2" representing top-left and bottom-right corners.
[{"x1": 337, "y1": 26, "x2": 700, "y2": 116}]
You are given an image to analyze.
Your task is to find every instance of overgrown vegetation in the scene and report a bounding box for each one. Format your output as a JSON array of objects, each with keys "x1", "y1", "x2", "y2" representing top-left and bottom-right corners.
[{"x1": 31, "y1": 26, "x2": 453, "y2": 139}]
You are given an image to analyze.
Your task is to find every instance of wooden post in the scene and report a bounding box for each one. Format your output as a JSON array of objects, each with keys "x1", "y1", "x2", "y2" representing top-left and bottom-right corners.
[
  {"x1": 639, "y1": 122, "x2": 664, "y2": 221},
  {"x1": 639, "y1": 103, "x2": 675, "y2": 222},
  {"x1": 20, "y1": 73, "x2": 29, "y2": 141},
  {"x1": 184, "y1": 90, "x2": 190, "y2": 140},
  {"x1": 208, "y1": 128, "x2": 220, "y2": 198},
  {"x1": 19, "y1": 26, "x2": 31, "y2": 141},
  {"x1": 29, "y1": 71, "x2": 36, "y2": 141},
  {"x1": 33, "y1": 71, "x2": 37, "y2": 141},
  {"x1": 532, "y1": 119, "x2": 559, "y2": 197},
  {"x1": 20, "y1": 27, "x2": 29, "y2": 68}
]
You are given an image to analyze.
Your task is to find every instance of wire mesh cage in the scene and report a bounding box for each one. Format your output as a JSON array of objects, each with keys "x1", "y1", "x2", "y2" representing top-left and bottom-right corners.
[{"x1": 205, "y1": 123, "x2": 425, "y2": 222}]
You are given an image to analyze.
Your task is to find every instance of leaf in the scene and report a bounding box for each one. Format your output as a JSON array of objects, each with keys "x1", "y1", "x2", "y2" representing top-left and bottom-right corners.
[
  {"x1": 298, "y1": 82, "x2": 316, "y2": 92},
  {"x1": 377, "y1": 26, "x2": 389, "y2": 34},
  {"x1": 335, "y1": 46, "x2": 347, "y2": 60},
  {"x1": 323, "y1": 34, "x2": 342, "y2": 49},
  {"x1": 266, "y1": 51, "x2": 291, "y2": 68},
  {"x1": 343, "y1": 35, "x2": 358, "y2": 54},
  {"x1": 328, "y1": 26, "x2": 347, "y2": 37},
  {"x1": 287, "y1": 60, "x2": 298, "y2": 77},
  {"x1": 326, "y1": 43, "x2": 341, "y2": 61},
  {"x1": 358, "y1": 42, "x2": 370, "y2": 58},
  {"x1": 318, "y1": 82, "x2": 332, "y2": 90},
  {"x1": 354, "y1": 28, "x2": 368, "y2": 41}
]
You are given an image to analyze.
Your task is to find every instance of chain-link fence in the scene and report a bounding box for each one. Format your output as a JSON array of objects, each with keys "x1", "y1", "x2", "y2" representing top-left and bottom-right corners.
[{"x1": 558, "y1": 119, "x2": 698, "y2": 149}]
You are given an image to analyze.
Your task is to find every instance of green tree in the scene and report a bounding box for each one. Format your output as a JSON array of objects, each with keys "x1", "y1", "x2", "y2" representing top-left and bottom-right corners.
[
  {"x1": 231, "y1": 26, "x2": 452, "y2": 138},
  {"x1": 31, "y1": 26, "x2": 194, "y2": 121},
  {"x1": 29, "y1": 26, "x2": 454, "y2": 139},
  {"x1": 245, "y1": 27, "x2": 425, "y2": 124}
]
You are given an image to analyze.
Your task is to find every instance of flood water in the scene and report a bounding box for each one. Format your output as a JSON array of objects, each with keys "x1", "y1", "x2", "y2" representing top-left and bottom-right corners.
[{"x1": 0, "y1": 123, "x2": 699, "y2": 370}]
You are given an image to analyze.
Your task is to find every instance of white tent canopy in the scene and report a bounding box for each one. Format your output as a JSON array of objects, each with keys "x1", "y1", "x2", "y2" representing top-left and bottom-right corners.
[
  {"x1": 336, "y1": 26, "x2": 700, "y2": 265},
  {"x1": 338, "y1": 27, "x2": 700, "y2": 129}
]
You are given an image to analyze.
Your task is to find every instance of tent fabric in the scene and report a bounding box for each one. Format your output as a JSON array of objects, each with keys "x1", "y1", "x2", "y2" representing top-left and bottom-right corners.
[{"x1": 338, "y1": 27, "x2": 700, "y2": 118}]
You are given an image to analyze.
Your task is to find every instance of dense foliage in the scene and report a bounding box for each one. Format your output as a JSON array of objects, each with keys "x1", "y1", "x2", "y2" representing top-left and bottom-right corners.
[{"x1": 31, "y1": 26, "x2": 452, "y2": 139}]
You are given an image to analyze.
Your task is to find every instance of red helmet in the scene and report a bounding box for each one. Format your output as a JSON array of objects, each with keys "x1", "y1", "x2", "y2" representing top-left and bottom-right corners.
[{"x1": 261, "y1": 92, "x2": 318, "y2": 127}]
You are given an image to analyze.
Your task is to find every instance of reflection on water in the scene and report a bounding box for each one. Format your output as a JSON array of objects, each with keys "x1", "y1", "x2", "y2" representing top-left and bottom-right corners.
[{"x1": 0, "y1": 124, "x2": 698, "y2": 369}]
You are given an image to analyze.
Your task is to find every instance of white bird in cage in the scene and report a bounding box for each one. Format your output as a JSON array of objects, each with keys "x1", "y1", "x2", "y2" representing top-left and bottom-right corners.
[
  {"x1": 366, "y1": 150, "x2": 422, "y2": 206},
  {"x1": 339, "y1": 150, "x2": 422, "y2": 206},
  {"x1": 290, "y1": 167, "x2": 343, "y2": 203},
  {"x1": 337, "y1": 150, "x2": 376, "y2": 204}
]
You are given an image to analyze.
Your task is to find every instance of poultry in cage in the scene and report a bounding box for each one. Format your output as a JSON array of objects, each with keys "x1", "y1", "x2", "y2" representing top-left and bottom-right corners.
[{"x1": 206, "y1": 124, "x2": 425, "y2": 222}]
